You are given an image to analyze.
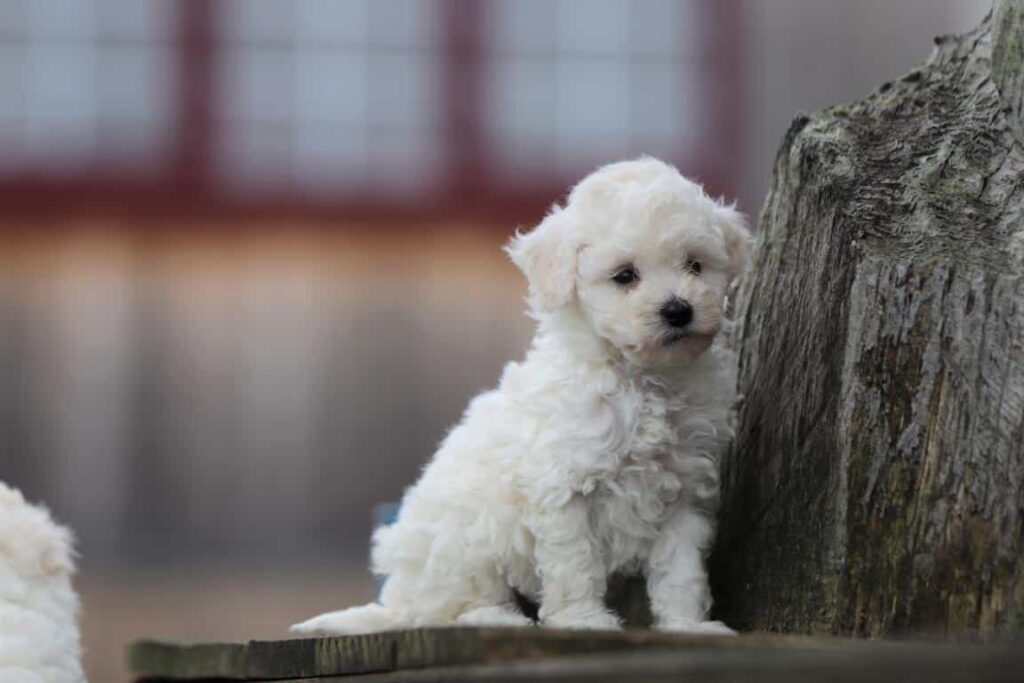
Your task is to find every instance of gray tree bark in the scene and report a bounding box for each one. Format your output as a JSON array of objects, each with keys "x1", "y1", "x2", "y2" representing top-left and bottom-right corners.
[{"x1": 711, "y1": 0, "x2": 1024, "y2": 639}]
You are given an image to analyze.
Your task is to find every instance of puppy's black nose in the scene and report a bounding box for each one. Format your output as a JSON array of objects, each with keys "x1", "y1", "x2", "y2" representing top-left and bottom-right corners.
[{"x1": 660, "y1": 298, "x2": 693, "y2": 328}]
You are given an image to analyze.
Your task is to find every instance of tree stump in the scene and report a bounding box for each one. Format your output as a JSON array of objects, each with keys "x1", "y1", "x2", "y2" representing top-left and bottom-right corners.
[{"x1": 711, "y1": 0, "x2": 1024, "y2": 639}]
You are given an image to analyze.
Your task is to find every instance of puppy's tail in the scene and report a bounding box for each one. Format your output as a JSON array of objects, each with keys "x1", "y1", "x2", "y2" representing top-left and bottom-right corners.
[{"x1": 290, "y1": 602, "x2": 400, "y2": 636}]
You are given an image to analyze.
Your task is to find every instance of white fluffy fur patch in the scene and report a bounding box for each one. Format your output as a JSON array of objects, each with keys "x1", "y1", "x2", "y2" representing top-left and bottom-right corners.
[{"x1": 0, "y1": 482, "x2": 85, "y2": 683}]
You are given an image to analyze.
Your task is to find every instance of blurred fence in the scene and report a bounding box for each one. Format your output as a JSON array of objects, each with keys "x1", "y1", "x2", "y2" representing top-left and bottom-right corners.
[{"x1": 0, "y1": 223, "x2": 532, "y2": 567}]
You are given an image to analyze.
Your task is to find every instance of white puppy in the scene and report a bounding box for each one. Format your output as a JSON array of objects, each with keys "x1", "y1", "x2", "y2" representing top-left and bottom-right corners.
[
  {"x1": 293, "y1": 157, "x2": 749, "y2": 636},
  {"x1": 0, "y1": 482, "x2": 85, "y2": 683}
]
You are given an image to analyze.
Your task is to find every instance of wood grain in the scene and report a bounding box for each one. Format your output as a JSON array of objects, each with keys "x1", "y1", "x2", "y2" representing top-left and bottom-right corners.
[{"x1": 128, "y1": 628, "x2": 1024, "y2": 682}]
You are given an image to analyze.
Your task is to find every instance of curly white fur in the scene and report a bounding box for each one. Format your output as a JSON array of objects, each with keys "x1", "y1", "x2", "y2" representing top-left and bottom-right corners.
[
  {"x1": 293, "y1": 158, "x2": 750, "y2": 636},
  {"x1": 0, "y1": 482, "x2": 85, "y2": 683}
]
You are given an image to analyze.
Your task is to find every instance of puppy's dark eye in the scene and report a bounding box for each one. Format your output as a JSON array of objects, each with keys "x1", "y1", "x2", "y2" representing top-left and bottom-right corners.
[
  {"x1": 686, "y1": 258, "x2": 702, "y2": 275},
  {"x1": 612, "y1": 267, "x2": 638, "y2": 286}
]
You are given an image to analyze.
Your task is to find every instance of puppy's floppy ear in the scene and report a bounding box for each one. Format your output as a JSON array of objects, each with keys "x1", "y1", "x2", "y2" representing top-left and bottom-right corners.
[
  {"x1": 505, "y1": 208, "x2": 577, "y2": 311},
  {"x1": 714, "y1": 202, "x2": 752, "y2": 281}
]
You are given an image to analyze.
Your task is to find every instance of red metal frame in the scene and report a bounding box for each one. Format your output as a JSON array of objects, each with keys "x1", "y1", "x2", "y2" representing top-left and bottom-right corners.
[
  {"x1": 0, "y1": 1, "x2": 741, "y2": 227},
  {"x1": 172, "y1": 0, "x2": 215, "y2": 195},
  {"x1": 700, "y1": 0, "x2": 743, "y2": 199},
  {"x1": 442, "y1": 0, "x2": 485, "y2": 200}
]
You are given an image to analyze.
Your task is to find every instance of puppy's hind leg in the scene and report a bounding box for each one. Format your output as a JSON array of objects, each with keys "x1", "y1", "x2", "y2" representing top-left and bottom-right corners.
[
  {"x1": 448, "y1": 558, "x2": 535, "y2": 628},
  {"x1": 455, "y1": 604, "x2": 534, "y2": 627},
  {"x1": 290, "y1": 565, "x2": 434, "y2": 636},
  {"x1": 290, "y1": 602, "x2": 398, "y2": 636}
]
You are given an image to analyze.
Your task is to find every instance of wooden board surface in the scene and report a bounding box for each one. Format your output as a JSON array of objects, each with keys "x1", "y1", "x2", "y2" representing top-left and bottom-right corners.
[
  {"x1": 129, "y1": 627, "x2": 1024, "y2": 682},
  {"x1": 236, "y1": 647, "x2": 1024, "y2": 683}
]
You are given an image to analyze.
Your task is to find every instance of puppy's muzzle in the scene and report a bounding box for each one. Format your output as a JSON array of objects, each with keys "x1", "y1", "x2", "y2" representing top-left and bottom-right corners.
[{"x1": 660, "y1": 297, "x2": 693, "y2": 328}]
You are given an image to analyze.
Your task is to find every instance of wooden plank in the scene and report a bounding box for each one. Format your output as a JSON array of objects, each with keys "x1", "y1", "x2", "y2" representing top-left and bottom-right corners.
[
  {"x1": 128, "y1": 628, "x2": 801, "y2": 680},
  {"x1": 223, "y1": 645, "x2": 1024, "y2": 683},
  {"x1": 128, "y1": 627, "x2": 1024, "y2": 682}
]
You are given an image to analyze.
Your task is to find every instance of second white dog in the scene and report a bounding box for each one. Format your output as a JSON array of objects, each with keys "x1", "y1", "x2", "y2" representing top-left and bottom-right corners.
[
  {"x1": 293, "y1": 157, "x2": 750, "y2": 635},
  {"x1": 0, "y1": 482, "x2": 85, "y2": 683}
]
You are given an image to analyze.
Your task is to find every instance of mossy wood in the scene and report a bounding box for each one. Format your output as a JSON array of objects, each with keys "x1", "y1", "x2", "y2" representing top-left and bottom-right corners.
[
  {"x1": 128, "y1": 627, "x2": 1024, "y2": 682},
  {"x1": 711, "y1": 0, "x2": 1024, "y2": 638}
]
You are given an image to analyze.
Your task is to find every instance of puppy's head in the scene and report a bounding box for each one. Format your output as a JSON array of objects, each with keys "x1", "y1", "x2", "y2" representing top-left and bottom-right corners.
[{"x1": 507, "y1": 157, "x2": 750, "y2": 367}]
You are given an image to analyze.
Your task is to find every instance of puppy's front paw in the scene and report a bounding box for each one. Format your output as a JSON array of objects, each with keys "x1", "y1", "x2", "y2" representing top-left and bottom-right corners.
[
  {"x1": 542, "y1": 603, "x2": 622, "y2": 631},
  {"x1": 655, "y1": 618, "x2": 736, "y2": 636}
]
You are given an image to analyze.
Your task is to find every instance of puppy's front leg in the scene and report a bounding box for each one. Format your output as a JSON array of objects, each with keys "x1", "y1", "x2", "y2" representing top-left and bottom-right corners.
[
  {"x1": 529, "y1": 496, "x2": 620, "y2": 630},
  {"x1": 647, "y1": 506, "x2": 735, "y2": 635}
]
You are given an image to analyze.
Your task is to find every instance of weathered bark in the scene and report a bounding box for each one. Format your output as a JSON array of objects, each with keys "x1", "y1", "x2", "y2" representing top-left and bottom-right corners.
[{"x1": 711, "y1": 1, "x2": 1024, "y2": 639}]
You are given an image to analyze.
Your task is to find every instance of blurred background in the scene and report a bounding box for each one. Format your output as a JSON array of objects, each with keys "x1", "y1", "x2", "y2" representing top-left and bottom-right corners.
[{"x1": 0, "y1": 0, "x2": 991, "y2": 679}]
